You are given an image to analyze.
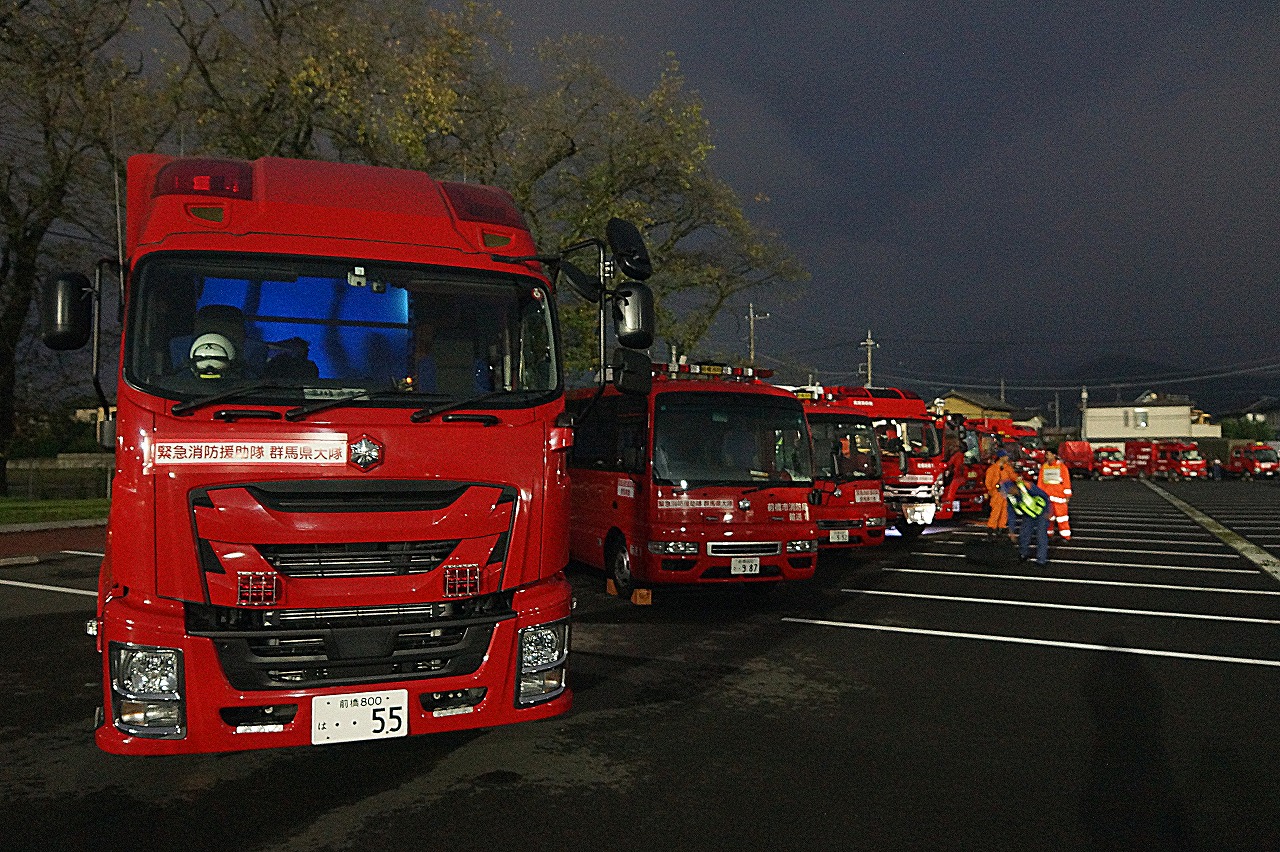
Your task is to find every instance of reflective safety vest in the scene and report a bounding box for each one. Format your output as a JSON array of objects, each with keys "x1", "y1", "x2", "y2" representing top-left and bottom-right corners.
[{"x1": 1009, "y1": 482, "x2": 1046, "y2": 517}]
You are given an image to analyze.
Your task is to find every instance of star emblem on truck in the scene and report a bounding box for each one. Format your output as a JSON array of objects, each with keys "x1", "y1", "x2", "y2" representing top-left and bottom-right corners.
[{"x1": 349, "y1": 435, "x2": 383, "y2": 471}]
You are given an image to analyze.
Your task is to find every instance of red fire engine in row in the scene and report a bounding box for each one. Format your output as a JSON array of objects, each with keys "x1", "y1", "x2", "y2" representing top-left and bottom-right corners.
[
  {"x1": 41, "y1": 154, "x2": 656, "y2": 754},
  {"x1": 566, "y1": 363, "x2": 819, "y2": 598},
  {"x1": 1223, "y1": 442, "x2": 1279, "y2": 479},
  {"x1": 1124, "y1": 440, "x2": 1208, "y2": 480},
  {"x1": 789, "y1": 386, "x2": 947, "y2": 537},
  {"x1": 787, "y1": 387, "x2": 888, "y2": 551}
]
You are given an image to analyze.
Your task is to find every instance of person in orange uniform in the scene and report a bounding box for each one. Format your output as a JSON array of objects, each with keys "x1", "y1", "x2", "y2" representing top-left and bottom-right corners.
[
  {"x1": 1037, "y1": 448, "x2": 1072, "y2": 540},
  {"x1": 984, "y1": 449, "x2": 1017, "y2": 536}
]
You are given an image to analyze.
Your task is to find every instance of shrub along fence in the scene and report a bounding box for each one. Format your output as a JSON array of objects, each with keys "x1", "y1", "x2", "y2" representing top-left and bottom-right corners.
[{"x1": 6, "y1": 454, "x2": 114, "y2": 500}]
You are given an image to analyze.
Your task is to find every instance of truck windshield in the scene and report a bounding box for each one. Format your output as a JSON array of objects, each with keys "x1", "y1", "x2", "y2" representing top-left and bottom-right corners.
[
  {"x1": 1096, "y1": 449, "x2": 1123, "y2": 461},
  {"x1": 125, "y1": 253, "x2": 558, "y2": 408},
  {"x1": 652, "y1": 392, "x2": 813, "y2": 487},
  {"x1": 1179, "y1": 449, "x2": 1203, "y2": 461},
  {"x1": 873, "y1": 418, "x2": 940, "y2": 459},
  {"x1": 808, "y1": 414, "x2": 881, "y2": 480},
  {"x1": 1251, "y1": 448, "x2": 1279, "y2": 463}
]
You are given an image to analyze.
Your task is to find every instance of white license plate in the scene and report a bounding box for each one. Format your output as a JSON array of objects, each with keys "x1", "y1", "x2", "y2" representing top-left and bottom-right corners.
[
  {"x1": 312, "y1": 689, "x2": 409, "y2": 745},
  {"x1": 829, "y1": 529, "x2": 850, "y2": 543},
  {"x1": 730, "y1": 557, "x2": 760, "y2": 575}
]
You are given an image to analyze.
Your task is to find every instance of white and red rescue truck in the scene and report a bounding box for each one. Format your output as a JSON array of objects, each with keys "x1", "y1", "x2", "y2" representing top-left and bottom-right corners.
[
  {"x1": 39, "y1": 154, "x2": 655, "y2": 754},
  {"x1": 1224, "y1": 442, "x2": 1279, "y2": 479},
  {"x1": 786, "y1": 387, "x2": 888, "y2": 550},
  {"x1": 937, "y1": 416, "x2": 1005, "y2": 515},
  {"x1": 1091, "y1": 446, "x2": 1128, "y2": 479},
  {"x1": 567, "y1": 363, "x2": 818, "y2": 599},
  {"x1": 804, "y1": 386, "x2": 946, "y2": 537}
]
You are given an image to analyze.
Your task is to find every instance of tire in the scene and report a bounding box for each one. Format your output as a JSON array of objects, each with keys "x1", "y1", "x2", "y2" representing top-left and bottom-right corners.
[
  {"x1": 1168, "y1": 472, "x2": 1179, "y2": 482},
  {"x1": 1243, "y1": 471, "x2": 1252, "y2": 482},
  {"x1": 608, "y1": 539, "x2": 635, "y2": 599},
  {"x1": 895, "y1": 520, "x2": 925, "y2": 540}
]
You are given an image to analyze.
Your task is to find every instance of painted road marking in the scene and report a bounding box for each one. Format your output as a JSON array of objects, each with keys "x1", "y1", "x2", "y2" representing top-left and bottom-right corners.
[
  {"x1": 923, "y1": 540, "x2": 1236, "y2": 559},
  {"x1": 0, "y1": 579, "x2": 96, "y2": 597},
  {"x1": 61, "y1": 550, "x2": 104, "y2": 557},
  {"x1": 1141, "y1": 480, "x2": 1280, "y2": 582},
  {"x1": 887, "y1": 567, "x2": 1280, "y2": 595},
  {"x1": 783, "y1": 617, "x2": 1280, "y2": 669},
  {"x1": 843, "y1": 588, "x2": 1280, "y2": 625},
  {"x1": 911, "y1": 552, "x2": 1254, "y2": 574}
]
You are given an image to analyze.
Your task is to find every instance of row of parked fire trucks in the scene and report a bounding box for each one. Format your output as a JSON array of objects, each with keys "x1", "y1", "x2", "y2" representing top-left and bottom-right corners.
[{"x1": 38, "y1": 152, "x2": 1276, "y2": 757}]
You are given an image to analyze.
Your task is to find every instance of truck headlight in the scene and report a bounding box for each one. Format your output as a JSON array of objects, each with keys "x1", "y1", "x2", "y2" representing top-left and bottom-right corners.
[
  {"x1": 786, "y1": 539, "x2": 818, "y2": 553},
  {"x1": 110, "y1": 643, "x2": 185, "y2": 738},
  {"x1": 648, "y1": 540, "x2": 699, "y2": 556},
  {"x1": 517, "y1": 621, "x2": 569, "y2": 706}
]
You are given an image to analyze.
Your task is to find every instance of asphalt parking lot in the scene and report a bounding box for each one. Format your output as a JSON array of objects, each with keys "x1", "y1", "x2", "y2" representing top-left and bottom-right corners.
[{"x1": 1, "y1": 478, "x2": 1278, "y2": 851}]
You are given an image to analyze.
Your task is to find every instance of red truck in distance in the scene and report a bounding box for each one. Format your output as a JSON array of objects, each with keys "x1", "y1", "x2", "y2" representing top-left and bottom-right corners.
[
  {"x1": 40, "y1": 154, "x2": 655, "y2": 755},
  {"x1": 1224, "y1": 442, "x2": 1279, "y2": 479},
  {"x1": 1125, "y1": 440, "x2": 1207, "y2": 480},
  {"x1": 787, "y1": 387, "x2": 888, "y2": 551},
  {"x1": 1092, "y1": 446, "x2": 1128, "y2": 479},
  {"x1": 566, "y1": 363, "x2": 819, "y2": 600}
]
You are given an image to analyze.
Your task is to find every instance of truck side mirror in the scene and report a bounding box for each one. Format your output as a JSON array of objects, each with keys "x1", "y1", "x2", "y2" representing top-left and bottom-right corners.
[
  {"x1": 612, "y1": 347, "x2": 652, "y2": 396},
  {"x1": 605, "y1": 218, "x2": 653, "y2": 281},
  {"x1": 612, "y1": 281, "x2": 655, "y2": 350},
  {"x1": 556, "y1": 260, "x2": 601, "y2": 303},
  {"x1": 41, "y1": 272, "x2": 93, "y2": 351}
]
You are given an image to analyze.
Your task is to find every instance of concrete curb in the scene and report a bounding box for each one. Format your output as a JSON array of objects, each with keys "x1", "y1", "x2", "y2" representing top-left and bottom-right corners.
[{"x1": 0, "y1": 518, "x2": 108, "y2": 535}]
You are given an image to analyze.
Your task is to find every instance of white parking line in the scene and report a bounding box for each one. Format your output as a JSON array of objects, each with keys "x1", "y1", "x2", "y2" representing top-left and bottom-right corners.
[
  {"x1": 926, "y1": 539, "x2": 1236, "y2": 559},
  {"x1": 886, "y1": 567, "x2": 1280, "y2": 594},
  {"x1": 0, "y1": 579, "x2": 96, "y2": 597},
  {"x1": 911, "y1": 552, "x2": 1254, "y2": 574},
  {"x1": 843, "y1": 588, "x2": 1280, "y2": 625},
  {"x1": 782, "y1": 617, "x2": 1280, "y2": 668},
  {"x1": 1141, "y1": 480, "x2": 1280, "y2": 582},
  {"x1": 61, "y1": 550, "x2": 104, "y2": 557}
]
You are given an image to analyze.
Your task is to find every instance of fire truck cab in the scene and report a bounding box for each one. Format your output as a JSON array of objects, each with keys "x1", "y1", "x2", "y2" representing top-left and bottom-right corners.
[
  {"x1": 785, "y1": 386, "x2": 888, "y2": 551},
  {"x1": 567, "y1": 363, "x2": 819, "y2": 599},
  {"x1": 1225, "y1": 442, "x2": 1279, "y2": 479},
  {"x1": 1091, "y1": 446, "x2": 1128, "y2": 479},
  {"x1": 40, "y1": 155, "x2": 655, "y2": 754}
]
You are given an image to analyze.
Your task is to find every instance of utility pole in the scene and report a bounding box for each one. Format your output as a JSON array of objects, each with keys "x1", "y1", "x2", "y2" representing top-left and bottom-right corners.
[
  {"x1": 859, "y1": 329, "x2": 879, "y2": 387},
  {"x1": 999, "y1": 378, "x2": 1006, "y2": 403},
  {"x1": 748, "y1": 303, "x2": 769, "y2": 365},
  {"x1": 1054, "y1": 392, "x2": 1061, "y2": 429}
]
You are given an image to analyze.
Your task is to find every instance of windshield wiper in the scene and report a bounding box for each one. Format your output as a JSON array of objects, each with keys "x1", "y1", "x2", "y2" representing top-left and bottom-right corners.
[
  {"x1": 171, "y1": 382, "x2": 280, "y2": 416},
  {"x1": 410, "y1": 390, "x2": 511, "y2": 423},
  {"x1": 285, "y1": 389, "x2": 425, "y2": 422}
]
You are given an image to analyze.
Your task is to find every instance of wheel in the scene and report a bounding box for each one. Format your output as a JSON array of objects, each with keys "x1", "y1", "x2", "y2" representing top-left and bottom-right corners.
[
  {"x1": 1091, "y1": 470, "x2": 1101, "y2": 481},
  {"x1": 1168, "y1": 471, "x2": 1179, "y2": 482},
  {"x1": 1243, "y1": 471, "x2": 1252, "y2": 482},
  {"x1": 895, "y1": 520, "x2": 925, "y2": 540},
  {"x1": 608, "y1": 539, "x2": 635, "y2": 599}
]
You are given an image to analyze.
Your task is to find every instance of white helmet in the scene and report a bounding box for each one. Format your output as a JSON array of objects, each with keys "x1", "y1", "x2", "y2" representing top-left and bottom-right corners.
[{"x1": 189, "y1": 332, "x2": 236, "y2": 379}]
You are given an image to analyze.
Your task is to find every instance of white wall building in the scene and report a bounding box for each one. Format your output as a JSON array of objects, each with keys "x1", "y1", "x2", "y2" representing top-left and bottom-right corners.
[{"x1": 1081, "y1": 391, "x2": 1220, "y2": 443}]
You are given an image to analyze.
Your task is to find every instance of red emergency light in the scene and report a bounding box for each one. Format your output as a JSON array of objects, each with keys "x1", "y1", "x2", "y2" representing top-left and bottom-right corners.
[
  {"x1": 651, "y1": 362, "x2": 774, "y2": 381},
  {"x1": 154, "y1": 159, "x2": 253, "y2": 200},
  {"x1": 440, "y1": 181, "x2": 528, "y2": 231}
]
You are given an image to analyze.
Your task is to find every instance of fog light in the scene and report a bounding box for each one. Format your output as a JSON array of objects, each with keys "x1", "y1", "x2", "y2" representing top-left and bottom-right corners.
[
  {"x1": 518, "y1": 668, "x2": 566, "y2": 703},
  {"x1": 120, "y1": 699, "x2": 182, "y2": 728},
  {"x1": 786, "y1": 539, "x2": 818, "y2": 553},
  {"x1": 867, "y1": 517, "x2": 887, "y2": 527}
]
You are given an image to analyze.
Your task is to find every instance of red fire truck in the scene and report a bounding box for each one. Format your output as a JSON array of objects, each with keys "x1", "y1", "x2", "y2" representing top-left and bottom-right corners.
[
  {"x1": 1125, "y1": 440, "x2": 1208, "y2": 480},
  {"x1": 40, "y1": 154, "x2": 654, "y2": 754},
  {"x1": 787, "y1": 387, "x2": 888, "y2": 551},
  {"x1": 566, "y1": 363, "x2": 818, "y2": 599},
  {"x1": 803, "y1": 386, "x2": 946, "y2": 537},
  {"x1": 1091, "y1": 446, "x2": 1128, "y2": 479},
  {"x1": 1223, "y1": 442, "x2": 1279, "y2": 479}
]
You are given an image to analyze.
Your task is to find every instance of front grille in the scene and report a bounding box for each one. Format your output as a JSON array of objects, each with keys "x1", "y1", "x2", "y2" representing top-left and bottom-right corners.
[
  {"x1": 706, "y1": 541, "x2": 782, "y2": 557},
  {"x1": 186, "y1": 594, "x2": 515, "y2": 690},
  {"x1": 241, "y1": 480, "x2": 473, "y2": 513},
  {"x1": 257, "y1": 540, "x2": 459, "y2": 578},
  {"x1": 816, "y1": 519, "x2": 865, "y2": 530}
]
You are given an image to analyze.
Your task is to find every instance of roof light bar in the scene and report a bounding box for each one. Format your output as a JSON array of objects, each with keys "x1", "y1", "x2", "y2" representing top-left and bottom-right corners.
[
  {"x1": 154, "y1": 159, "x2": 253, "y2": 200},
  {"x1": 651, "y1": 362, "x2": 774, "y2": 381}
]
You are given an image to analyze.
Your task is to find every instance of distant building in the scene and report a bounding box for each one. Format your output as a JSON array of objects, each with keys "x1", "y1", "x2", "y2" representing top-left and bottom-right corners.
[
  {"x1": 1081, "y1": 391, "x2": 1220, "y2": 442},
  {"x1": 939, "y1": 390, "x2": 1014, "y2": 420},
  {"x1": 1218, "y1": 397, "x2": 1280, "y2": 439}
]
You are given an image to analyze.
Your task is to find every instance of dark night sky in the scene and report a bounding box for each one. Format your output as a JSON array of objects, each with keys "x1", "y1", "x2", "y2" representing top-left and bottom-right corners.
[{"x1": 495, "y1": 2, "x2": 1280, "y2": 406}]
